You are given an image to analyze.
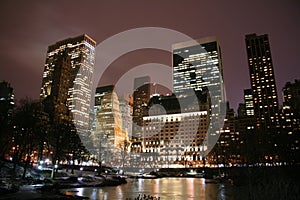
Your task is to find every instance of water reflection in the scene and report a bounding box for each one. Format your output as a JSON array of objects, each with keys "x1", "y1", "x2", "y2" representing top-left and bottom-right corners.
[
  {"x1": 153, "y1": 178, "x2": 160, "y2": 194},
  {"x1": 61, "y1": 178, "x2": 233, "y2": 200}
]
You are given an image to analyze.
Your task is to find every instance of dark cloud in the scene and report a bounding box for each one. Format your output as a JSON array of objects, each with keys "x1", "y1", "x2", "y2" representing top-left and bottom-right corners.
[{"x1": 0, "y1": 0, "x2": 299, "y2": 110}]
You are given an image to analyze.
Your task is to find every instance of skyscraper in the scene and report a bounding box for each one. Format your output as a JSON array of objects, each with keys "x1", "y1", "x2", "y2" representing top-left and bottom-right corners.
[
  {"x1": 172, "y1": 37, "x2": 226, "y2": 154},
  {"x1": 94, "y1": 85, "x2": 128, "y2": 165},
  {"x1": 245, "y1": 33, "x2": 280, "y2": 130},
  {"x1": 40, "y1": 34, "x2": 96, "y2": 140},
  {"x1": 132, "y1": 76, "x2": 151, "y2": 140}
]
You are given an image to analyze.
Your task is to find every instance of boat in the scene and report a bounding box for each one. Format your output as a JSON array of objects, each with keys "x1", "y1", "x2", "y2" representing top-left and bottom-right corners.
[
  {"x1": 137, "y1": 173, "x2": 158, "y2": 179},
  {"x1": 186, "y1": 172, "x2": 204, "y2": 178}
]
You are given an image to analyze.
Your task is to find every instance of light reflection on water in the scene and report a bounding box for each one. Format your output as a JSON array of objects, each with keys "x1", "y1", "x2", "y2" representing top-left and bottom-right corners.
[{"x1": 61, "y1": 178, "x2": 233, "y2": 200}]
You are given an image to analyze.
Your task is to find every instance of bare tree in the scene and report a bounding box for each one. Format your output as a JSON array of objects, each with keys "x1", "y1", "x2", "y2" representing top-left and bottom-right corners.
[
  {"x1": 13, "y1": 98, "x2": 48, "y2": 179},
  {"x1": 119, "y1": 139, "x2": 130, "y2": 173}
]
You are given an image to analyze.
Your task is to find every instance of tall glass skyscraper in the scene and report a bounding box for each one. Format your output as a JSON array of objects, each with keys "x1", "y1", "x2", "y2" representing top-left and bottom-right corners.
[
  {"x1": 245, "y1": 33, "x2": 279, "y2": 130},
  {"x1": 40, "y1": 34, "x2": 96, "y2": 140},
  {"x1": 172, "y1": 37, "x2": 224, "y2": 99},
  {"x1": 172, "y1": 36, "x2": 226, "y2": 155}
]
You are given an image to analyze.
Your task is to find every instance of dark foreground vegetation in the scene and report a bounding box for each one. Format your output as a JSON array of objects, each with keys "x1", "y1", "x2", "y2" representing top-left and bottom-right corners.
[{"x1": 0, "y1": 160, "x2": 126, "y2": 199}]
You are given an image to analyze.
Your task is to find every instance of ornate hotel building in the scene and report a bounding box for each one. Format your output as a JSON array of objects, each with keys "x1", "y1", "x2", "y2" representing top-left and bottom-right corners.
[{"x1": 140, "y1": 91, "x2": 210, "y2": 168}]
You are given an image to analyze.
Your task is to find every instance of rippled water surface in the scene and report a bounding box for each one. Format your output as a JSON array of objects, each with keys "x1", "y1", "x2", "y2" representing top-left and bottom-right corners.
[{"x1": 61, "y1": 178, "x2": 235, "y2": 200}]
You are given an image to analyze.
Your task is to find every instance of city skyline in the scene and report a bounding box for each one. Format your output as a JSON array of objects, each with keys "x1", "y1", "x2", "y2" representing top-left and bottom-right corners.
[
  {"x1": 2, "y1": 32, "x2": 298, "y2": 166},
  {"x1": 0, "y1": 1, "x2": 300, "y2": 111},
  {"x1": 1, "y1": 2, "x2": 300, "y2": 199},
  {"x1": 1, "y1": 31, "x2": 298, "y2": 111}
]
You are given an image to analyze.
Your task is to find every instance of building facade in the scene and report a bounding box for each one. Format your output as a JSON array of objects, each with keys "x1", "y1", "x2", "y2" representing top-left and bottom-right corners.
[{"x1": 142, "y1": 93, "x2": 210, "y2": 168}]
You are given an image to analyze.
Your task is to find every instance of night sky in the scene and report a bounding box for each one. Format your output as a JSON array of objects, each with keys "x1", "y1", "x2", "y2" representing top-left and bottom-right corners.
[{"x1": 0, "y1": 0, "x2": 299, "y2": 111}]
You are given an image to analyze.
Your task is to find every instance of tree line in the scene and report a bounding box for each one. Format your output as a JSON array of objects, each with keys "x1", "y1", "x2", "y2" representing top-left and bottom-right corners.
[{"x1": 0, "y1": 98, "x2": 90, "y2": 179}]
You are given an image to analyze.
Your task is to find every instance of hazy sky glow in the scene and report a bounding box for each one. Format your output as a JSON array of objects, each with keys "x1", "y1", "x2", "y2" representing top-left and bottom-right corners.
[{"x1": 0, "y1": 0, "x2": 299, "y2": 110}]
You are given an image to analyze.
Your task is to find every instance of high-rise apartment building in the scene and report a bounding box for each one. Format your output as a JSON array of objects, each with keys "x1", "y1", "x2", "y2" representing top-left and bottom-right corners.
[
  {"x1": 40, "y1": 34, "x2": 96, "y2": 141},
  {"x1": 245, "y1": 33, "x2": 279, "y2": 129}
]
